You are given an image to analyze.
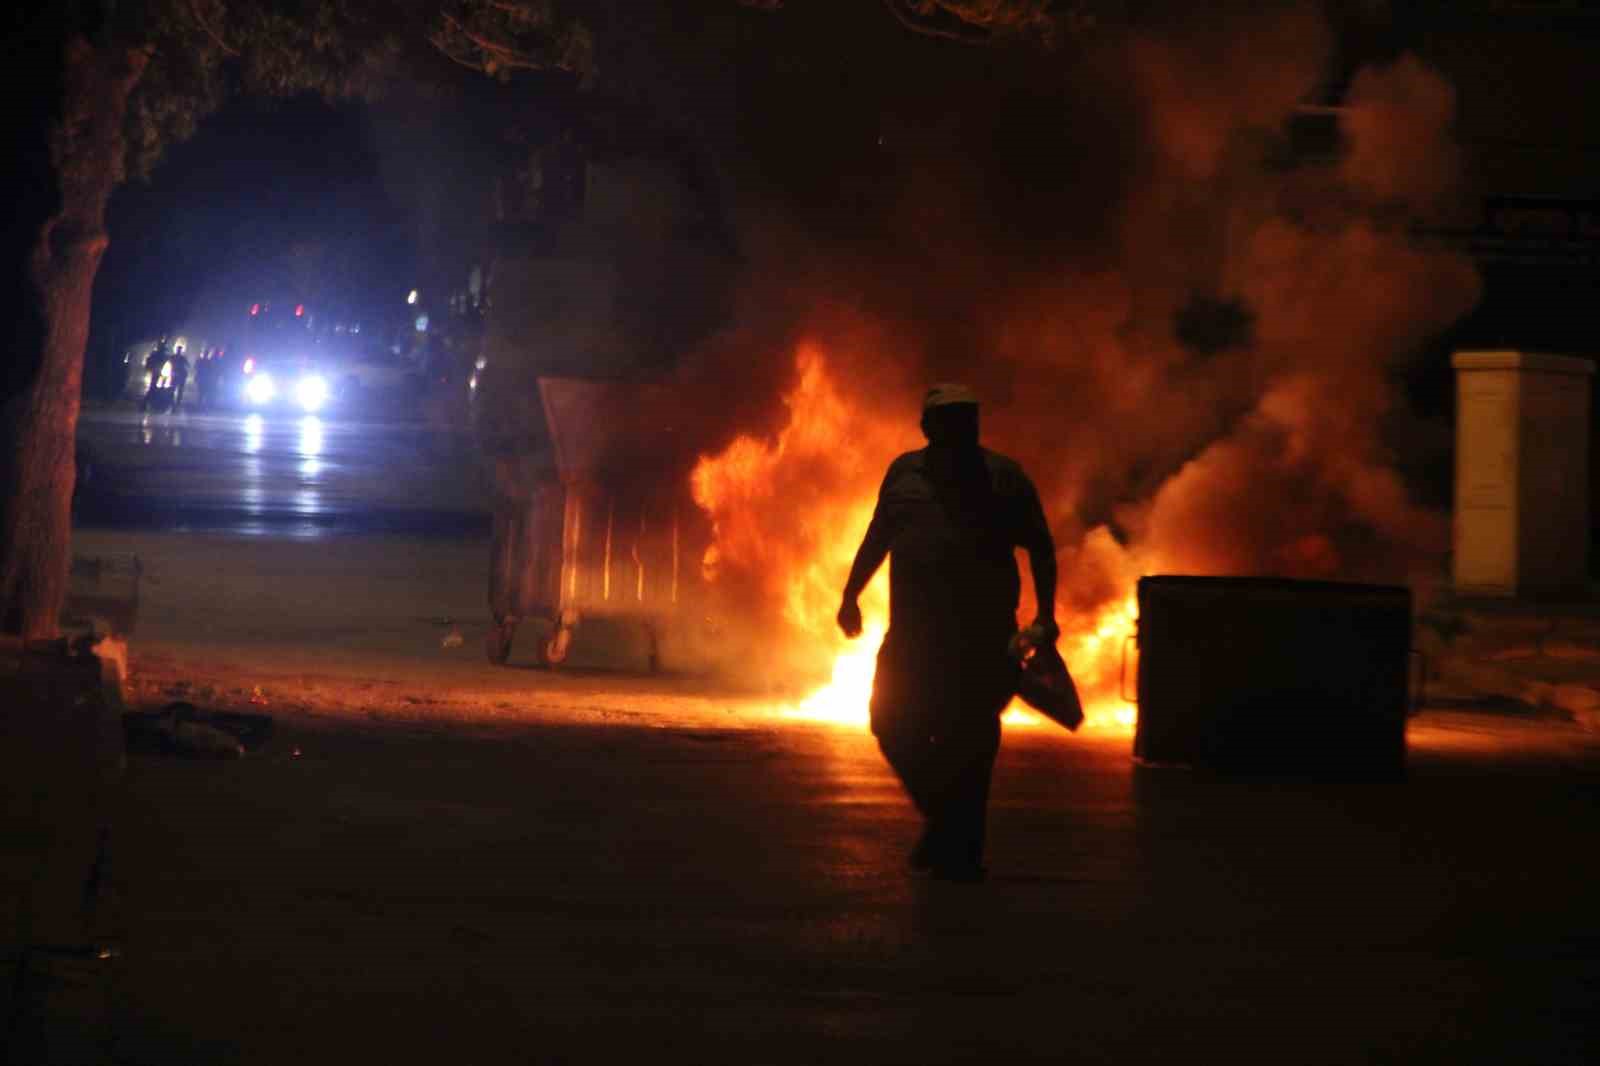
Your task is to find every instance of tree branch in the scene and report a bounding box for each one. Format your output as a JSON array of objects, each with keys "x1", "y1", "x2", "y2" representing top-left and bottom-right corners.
[
  {"x1": 431, "y1": 35, "x2": 499, "y2": 75},
  {"x1": 187, "y1": 0, "x2": 240, "y2": 58},
  {"x1": 431, "y1": 7, "x2": 578, "y2": 75},
  {"x1": 447, "y1": 12, "x2": 543, "y2": 68},
  {"x1": 881, "y1": 0, "x2": 995, "y2": 45},
  {"x1": 878, "y1": 0, "x2": 1081, "y2": 45},
  {"x1": 482, "y1": 0, "x2": 545, "y2": 17}
]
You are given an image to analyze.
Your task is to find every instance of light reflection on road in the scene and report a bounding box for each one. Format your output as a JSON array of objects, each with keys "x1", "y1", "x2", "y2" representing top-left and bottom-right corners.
[
  {"x1": 298, "y1": 415, "x2": 323, "y2": 458},
  {"x1": 243, "y1": 414, "x2": 264, "y2": 455},
  {"x1": 297, "y1": 417, "x2": 324, "y2": 503},
  {"x1": 76, "y1": 407, "x2": 491, "y2": 536}
]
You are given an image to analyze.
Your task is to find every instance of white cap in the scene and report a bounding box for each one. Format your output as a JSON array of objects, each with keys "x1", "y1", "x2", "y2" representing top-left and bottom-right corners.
[{"x1": 922, "y1": 383, "x2": 978, "y2": 410}]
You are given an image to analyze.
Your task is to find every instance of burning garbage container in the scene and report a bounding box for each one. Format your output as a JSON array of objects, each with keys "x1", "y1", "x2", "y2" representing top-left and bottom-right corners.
[{"x1": 1133, "y1": 576, "x2": 1413, "y2": 777}]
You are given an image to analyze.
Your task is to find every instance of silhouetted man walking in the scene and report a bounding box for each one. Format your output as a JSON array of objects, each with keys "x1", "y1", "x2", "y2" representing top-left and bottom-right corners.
[{"x1": 838, "y1": 384, "x2": 1058, "y2": 882}]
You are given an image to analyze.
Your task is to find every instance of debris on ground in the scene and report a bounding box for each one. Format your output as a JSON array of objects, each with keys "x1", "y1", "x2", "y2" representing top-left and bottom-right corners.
[
  {"x1": 123, "y1": 701, "x2": 274, "y2": 758},
  {"x1": 441, "y1": 627, "x2": 465, "y2": 649},
  {"x1": 174, "y1": 720, "x2": 246, "y2": 758},
  {"x1": 1422, "y1": 598, "x2": 1600, "y2": 732},
  {"x1": 249, "y1": 685, "x2": 269, "y2": 706}
]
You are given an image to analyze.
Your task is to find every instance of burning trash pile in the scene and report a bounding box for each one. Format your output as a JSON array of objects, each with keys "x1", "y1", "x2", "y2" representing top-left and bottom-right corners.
[{"x1": 683, "y1": 6, "x2": 1478, "y2": 733}]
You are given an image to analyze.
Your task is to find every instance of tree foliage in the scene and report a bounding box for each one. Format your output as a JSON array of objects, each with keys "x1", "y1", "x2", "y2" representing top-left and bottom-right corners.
[
  {"x1": 881, "y1": 1, "x2": 1071, "y2": 44},
  {"x1": 103, "y1": 0, "x2": 593, "y2": 182},
  {"x1": 740, "y1": 0, "x2": 1104, "y2": 46},
  {"x1": 429, "y1": 0, "x2": 593, "y2": 80}
]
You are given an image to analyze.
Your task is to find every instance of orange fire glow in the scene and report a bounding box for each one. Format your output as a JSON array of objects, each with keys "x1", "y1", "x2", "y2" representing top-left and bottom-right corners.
[{"x1": 692, "y1": 347, "x2": 1143, "y2": 735}]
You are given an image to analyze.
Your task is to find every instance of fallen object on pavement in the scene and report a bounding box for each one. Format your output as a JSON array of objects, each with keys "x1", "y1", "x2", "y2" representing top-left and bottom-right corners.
[{"x1": 123, "y1": 701, "x2": 272, "y2": 759}]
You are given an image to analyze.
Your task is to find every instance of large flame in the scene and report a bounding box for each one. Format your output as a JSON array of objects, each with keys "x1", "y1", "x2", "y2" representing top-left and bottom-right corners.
[
  {"x1": 690, "y1": 345, "x2": 898, "y2": 724},
  {"x1": 692, "y1": 347, "x2": 1143, "y2": 734}
]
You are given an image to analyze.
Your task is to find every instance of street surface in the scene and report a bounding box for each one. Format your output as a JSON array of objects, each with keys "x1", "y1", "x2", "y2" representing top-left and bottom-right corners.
[
  {"x1": 75, "y1": 406, "x2": 491, "y2": 537},
  {"x1": 61, "y1": 704, "x2": 1600, "y2": 1064}
]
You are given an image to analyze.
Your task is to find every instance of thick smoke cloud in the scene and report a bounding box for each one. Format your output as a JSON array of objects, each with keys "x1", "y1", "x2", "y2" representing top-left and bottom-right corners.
[{"x1": 1342, "y1": 53, "x2": 1465, "y2": 218}]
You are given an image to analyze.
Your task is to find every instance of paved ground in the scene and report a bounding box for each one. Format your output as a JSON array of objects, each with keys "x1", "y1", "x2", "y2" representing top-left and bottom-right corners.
[
  {"x1": 75, "y1": 406, "x2": 491, "y2": 537},
  {"x1": 12, "y1": 530, "x2": 1596, "y2": 1063},
  {"x1": 17, "y1": 697, "x2": 1599, "y2": 1064},
  {"x1": 67, "y1": 528, "x2": 753, "y2": 726}
]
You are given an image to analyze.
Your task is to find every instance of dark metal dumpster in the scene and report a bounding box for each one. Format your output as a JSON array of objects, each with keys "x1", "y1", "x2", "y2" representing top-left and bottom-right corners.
[{"x1": 1133, "y1": 576, "x2": 1412, "y2": 777}]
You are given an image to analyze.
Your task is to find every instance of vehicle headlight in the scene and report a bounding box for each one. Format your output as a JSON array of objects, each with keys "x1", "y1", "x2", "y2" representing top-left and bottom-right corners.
[
  {"x1": 246, "y1": 372, "x2": 276, "y2": 405},
  {"x1": 295, "y1": 374, "x2": 329, "y2": 412}
]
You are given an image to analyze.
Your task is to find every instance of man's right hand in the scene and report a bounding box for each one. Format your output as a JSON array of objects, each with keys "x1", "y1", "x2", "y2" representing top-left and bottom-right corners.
[{"x1": 837, "y1": 598, "x2": 863, "y2": 639}]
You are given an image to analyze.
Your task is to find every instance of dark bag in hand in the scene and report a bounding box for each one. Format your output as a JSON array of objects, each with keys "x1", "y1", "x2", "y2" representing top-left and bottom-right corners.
[{"x1": 1015, "y1": 641, "x2": 1084, "y2": 732}]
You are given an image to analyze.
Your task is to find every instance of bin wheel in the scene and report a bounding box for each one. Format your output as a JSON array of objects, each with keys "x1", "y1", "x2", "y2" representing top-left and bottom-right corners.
[
  {"x1": 486, "y1": 617, "x2": 516, "y2": 665},
  {"x1": 542, "y1": 623, "x2": 573, "y2": 667}
]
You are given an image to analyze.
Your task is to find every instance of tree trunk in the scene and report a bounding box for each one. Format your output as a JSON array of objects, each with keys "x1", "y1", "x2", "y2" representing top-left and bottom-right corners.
[{"x1": 0, "y1": 38, "x2": 147, "y2": 639}]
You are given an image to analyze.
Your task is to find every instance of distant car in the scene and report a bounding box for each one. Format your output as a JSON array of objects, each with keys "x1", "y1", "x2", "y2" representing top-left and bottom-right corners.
[
  {"x1": 232, "y1": 345, "x2": 425, "y2": 418},
  {"x1": 235, "y1": 352, "x2": 332, "y2": 414}
]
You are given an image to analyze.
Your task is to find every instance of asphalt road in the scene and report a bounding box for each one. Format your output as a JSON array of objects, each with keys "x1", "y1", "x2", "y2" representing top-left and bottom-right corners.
[
  {"x1": 25, "y1": 707, "x2": 1600, "y2": 1065},
  {"x1": 74, "y1": 406, "x2": 492, "y2": 538}
]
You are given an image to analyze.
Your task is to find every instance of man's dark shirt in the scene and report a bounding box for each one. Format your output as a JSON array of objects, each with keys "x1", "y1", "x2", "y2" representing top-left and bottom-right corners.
[{"x1": 863, "y1": 445, "x2": 1051, "y2": 729}]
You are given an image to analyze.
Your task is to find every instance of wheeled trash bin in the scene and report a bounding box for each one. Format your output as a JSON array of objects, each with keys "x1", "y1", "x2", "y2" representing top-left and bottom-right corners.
[{"x1": 486, "y1": 377, "x2": 704, "y2": 669}]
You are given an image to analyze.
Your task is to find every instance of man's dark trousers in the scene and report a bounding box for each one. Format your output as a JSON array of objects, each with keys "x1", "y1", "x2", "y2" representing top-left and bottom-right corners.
[{"x1": 876, "y1": 712, "x2": 1002, "y2": 874}]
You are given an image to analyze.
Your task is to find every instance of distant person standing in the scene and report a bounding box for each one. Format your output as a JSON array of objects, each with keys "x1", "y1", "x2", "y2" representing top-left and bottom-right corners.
[
  {"x1": 170, "y1": 346, "x2": 190, "y2": 412},
  {"x1": 140, "y1": 340, "x2": 168, "y2": 412}
]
